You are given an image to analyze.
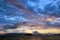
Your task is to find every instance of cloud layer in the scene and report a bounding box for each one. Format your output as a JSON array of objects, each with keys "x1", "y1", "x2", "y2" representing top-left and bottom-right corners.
[{"x1": 0, "y1": 0, "x2": 60, "y2": 34}]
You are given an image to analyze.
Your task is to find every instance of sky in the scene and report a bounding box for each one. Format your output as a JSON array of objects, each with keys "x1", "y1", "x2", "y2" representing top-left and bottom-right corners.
[{"x1": 0, "y1": 0, "x2": 60, "y2": 34}]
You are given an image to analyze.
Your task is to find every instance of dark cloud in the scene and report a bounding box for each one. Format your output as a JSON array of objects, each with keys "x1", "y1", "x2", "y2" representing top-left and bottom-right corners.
[{"x1": 45, "y1": 21, "x2": 60, "y2": 28}]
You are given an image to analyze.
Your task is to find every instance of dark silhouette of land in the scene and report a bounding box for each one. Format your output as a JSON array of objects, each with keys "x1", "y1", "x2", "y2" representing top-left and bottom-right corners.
[{"x1": 0, "y1": 32, "x2": 60, "y2": 40}]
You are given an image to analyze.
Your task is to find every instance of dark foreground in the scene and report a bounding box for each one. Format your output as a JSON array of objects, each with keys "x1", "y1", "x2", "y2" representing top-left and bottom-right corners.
[{"x1": 0, "y1": 33, "x2": 60, "y2": 40}]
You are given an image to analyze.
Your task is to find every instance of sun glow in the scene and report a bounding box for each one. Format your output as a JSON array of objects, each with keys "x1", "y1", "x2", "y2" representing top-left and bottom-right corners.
[{"x1": 0, "y1": 27, "x2": 59, "y2": 34}]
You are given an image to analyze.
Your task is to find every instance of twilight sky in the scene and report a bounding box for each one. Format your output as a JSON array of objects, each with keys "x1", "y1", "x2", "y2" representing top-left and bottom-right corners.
[{"x1": 0, "y1": 0, "x2": 60, "y2": 34}]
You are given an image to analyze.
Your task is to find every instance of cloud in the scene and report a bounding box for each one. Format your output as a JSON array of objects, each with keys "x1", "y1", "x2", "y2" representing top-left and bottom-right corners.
[{"x1": 0, "y1": 0, "x2": 60, "y2": 34}]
